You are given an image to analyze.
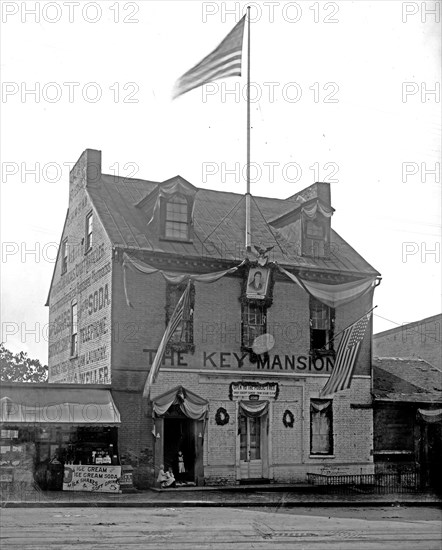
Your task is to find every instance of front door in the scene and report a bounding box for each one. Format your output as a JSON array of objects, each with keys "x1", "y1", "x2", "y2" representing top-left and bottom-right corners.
[{"x1": 239, "y1": 414, "x2": 263, "y2": 479}]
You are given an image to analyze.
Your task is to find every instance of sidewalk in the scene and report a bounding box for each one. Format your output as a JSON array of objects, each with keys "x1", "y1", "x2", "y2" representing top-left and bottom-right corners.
[{"x1": 1, "y1": 483, "x2": 441, "y2": 508}]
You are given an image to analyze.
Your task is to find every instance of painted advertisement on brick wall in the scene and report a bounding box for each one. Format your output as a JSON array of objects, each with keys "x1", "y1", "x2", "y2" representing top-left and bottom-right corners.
[{"x1": 48, "y1": 155, "x2": 112, "y2": 384}]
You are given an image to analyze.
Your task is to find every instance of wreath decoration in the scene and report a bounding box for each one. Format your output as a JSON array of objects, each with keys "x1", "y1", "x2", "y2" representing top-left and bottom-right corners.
[
  {"x1": 282, "y1": 409, "x2": 295, "y2": 428},
  {"x1": 215, "y1": 407, "x2": 230, "y2": 426}
]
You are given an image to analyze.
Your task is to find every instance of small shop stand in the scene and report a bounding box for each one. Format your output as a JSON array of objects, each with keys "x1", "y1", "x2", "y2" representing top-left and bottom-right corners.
[{"x1": 0, "y1": 383, "x2": 122, "y2": 496}]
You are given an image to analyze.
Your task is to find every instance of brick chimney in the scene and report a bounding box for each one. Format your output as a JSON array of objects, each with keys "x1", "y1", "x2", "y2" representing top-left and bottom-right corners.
[
  {"x1": 69, "y1": 149, "x2": 102, "y2": 201},
  {"x1": 314, "y1": 182, "x2": 331, "y2": 207}
]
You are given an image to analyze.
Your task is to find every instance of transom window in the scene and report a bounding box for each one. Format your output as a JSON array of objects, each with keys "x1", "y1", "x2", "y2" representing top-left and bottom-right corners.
[
  {"x1": 242, "y1": 303, "x2": 266, "y2": 349},
  {"x1": 164, "y1": 195, "x2": 189, "y2": 240}
]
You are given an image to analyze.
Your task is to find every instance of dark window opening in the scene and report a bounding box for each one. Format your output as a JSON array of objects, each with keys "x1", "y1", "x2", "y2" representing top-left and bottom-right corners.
[{"x1": 310, "y1": 297, "x2": 334, "y2": 355}]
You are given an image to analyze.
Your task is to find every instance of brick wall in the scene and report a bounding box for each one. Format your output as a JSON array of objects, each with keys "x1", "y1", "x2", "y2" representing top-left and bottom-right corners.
[
  {"x1": 152, "y1": 372, "x2": 373, "y2": 484},
  {"x1": 48, "y1": 150, "x2": 113, "y2": 385}
]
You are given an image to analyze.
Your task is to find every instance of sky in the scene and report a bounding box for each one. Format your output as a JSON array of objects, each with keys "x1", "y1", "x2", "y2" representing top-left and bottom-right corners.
[{"x1": 1, "y1": 0, "x2": 441, "y2": 364}]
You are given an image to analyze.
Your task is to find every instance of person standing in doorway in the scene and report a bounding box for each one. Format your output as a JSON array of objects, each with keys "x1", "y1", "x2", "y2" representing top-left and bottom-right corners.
[{"x1": 178, "y1": 450, "x2": 186, "y2": 481}]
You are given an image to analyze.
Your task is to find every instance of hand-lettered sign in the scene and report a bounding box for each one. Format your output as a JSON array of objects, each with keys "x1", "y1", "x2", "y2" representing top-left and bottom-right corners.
[{"x1": 63, "y1": 464, "x2": 121, "y2": 493}]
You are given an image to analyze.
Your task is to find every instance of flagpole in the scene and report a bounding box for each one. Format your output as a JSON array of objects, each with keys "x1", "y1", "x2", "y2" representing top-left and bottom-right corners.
[
  {"x1": 245, "y1": 5, "x2": 251, "y2": 252},
  {"x1": 321, "y1": 305, "x2": 378, "y2": 352}
]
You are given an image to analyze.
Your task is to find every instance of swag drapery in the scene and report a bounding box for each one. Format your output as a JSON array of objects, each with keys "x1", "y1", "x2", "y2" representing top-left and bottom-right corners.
[
  {"x1": 301, "y1": 200, "x2": 334, "y2": 219},
  {"x1": 122, "y1": 253, "x2": 246, "y2": 307},
  {"x1": 277, "y1": 264, "x2": 377, "y2": 309},
  {"x1": 417, "y1": 408, "x2": 442, "y2": 424},
  {"x1": 152, "y1": 386, "x2": 208, "y2": 421},
  {"x1": 239, "y1": 400, "x2": 269, "y2": 418},
  {"x1": 123, "y1": 252, "x2": 377, "y2": 310}
]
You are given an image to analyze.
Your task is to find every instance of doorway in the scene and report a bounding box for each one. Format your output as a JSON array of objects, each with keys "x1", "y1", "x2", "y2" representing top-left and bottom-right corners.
[
  {"x1": 163, "y1": 416, "x2": 196, "y2": 483},
  {"x1": 239, "y1": 413, "x2": 266, "y2": 480}
]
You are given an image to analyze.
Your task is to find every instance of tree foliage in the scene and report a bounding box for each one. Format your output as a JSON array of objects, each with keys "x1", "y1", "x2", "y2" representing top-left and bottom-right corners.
[{"x1": 0, "y1": 343, "x2": 48, "y2": 383}]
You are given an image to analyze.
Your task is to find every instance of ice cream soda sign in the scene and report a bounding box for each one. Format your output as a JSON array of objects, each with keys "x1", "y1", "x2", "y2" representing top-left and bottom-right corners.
[{"x1": 63, "y1": 465, "x2": 121, "y2": 493}]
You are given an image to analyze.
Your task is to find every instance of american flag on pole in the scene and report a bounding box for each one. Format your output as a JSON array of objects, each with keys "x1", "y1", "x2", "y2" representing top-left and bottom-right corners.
[
  {"x1": 173, "y1": 16, "x2": 246, "y2": 99},
  {"x1": 319, "y1": 311, "x2": 372, "y2": 398},
  {"x1": 143, "y1": 280, "x2": 192, "y2": 398}
]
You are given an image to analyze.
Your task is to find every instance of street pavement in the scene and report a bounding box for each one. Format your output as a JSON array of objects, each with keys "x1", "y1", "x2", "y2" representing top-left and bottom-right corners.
[
  {"x1": 1, "y1": 482, "x2": 441, "y2": 507},
  {"x1": 1, "y1": 505, "x2": 441, "y2": 549}
]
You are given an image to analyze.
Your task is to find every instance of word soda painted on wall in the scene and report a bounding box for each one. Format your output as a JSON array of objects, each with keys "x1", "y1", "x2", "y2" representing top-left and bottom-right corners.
[{"x1": 63, "y1": 464, "x2": 121, "y2": 493}]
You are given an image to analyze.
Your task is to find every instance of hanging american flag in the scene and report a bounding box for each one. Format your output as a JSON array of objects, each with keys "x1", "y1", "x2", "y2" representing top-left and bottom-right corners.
[
  {"x1": 143, "y1": 280, "x2": 192, "y2": 398},
  {"x1": 173, "y1": 16, "x2": 246, "y2": 99},
  {"x1": 319, "y1": 311, "x2": 372, "y2": 398}
]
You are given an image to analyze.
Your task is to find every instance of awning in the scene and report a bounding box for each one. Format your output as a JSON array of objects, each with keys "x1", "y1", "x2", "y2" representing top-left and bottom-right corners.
[
  {"x1": 418, "y1": 408, "x2": 442, "y2": 424},
  {"x1": 0, "y1": 385, "x2": 120, "y2": 425},
  {"x1": 153, "y1": 386, "x2": 208, "y2": 420}
]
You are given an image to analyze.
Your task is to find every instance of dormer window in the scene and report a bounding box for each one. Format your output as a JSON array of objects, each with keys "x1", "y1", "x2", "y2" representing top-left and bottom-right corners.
[
  {"x1": 301, "y1": 203, "x2": 332, "y2": 258},
  {"x1": 304, "y1": 219, "x2": 326, "y2": 257},
  {"x1": 162, "y1": 194, "x2": 191, "y2": 241}
]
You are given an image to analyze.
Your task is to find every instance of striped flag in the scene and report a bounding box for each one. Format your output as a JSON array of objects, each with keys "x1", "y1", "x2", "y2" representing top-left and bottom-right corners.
[
  {"x1": 319, "y1": 312, "x2": 372, "y2": 398},
  {"x1": 143, "y1": 280, "x2": 192, "y2": 398},
  {"x1": 173, "y1": 16, "x2": 246, "y2": 99}
]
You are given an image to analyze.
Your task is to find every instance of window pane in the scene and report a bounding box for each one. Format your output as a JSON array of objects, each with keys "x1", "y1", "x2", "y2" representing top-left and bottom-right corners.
[
  {"x1": 164, "y1": 196, "x2": 189, "y2": 239},
  {"x1": 71, "y1": 302, "x2": 78, "y2": 356},
  {"x1": 242, "y1": 304, "x2": 266, "y2": 348},
  {"x1": 86, "y1": 213, "x2": 93, "y2": 249},
  {"x1": 306, "y1": 221, "x2": 324, "y2": 238},
  {"x1": 249, "y1": 417, "x2": 261, "y2": 460},
  {"x1": 310, "y1": 400, "x2": 332, "y2": 455},
  {"x1": 240, "y1": 416, "x2": 247, "y2": 461},
  {"x1": 165, "y1": 221, "x2": 188, "y2": 239}
]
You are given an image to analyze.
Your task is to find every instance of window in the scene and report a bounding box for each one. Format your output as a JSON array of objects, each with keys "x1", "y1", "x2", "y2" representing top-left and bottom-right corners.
[
  {"x1": 61, "y1": 238, "x2": 68, "y2": 274},
  {"x1": 302, "y1": 214, "x2": 330, "y2": 258},
  {"x1": 310, "y1": 297, "x2": 334, "y2": 354},
  {"x1": 163, "y1": 195, "x2": 190, "y2": 240},
  {"x1": 85, "y1": 212, "x2": 93, "y2": 252},
  {"x1": 242, "y1": 303, "x2": 266, "y2": 349},
  {"x1": 70, "y1": 301, "x2": 78, "y2": 357},
  {"x1": 310, "y1": 399, "x2": 333, "y2": 455},
  {"x1": 165, "y1": 282, "x2": 194, "y2": 348}
]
